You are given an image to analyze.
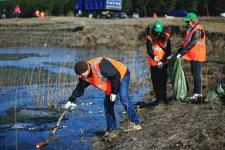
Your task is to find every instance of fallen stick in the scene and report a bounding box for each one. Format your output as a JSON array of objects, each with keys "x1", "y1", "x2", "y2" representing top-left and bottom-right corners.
[{"x1": 36, "y1": 109, "x2": 67, "y2": 148}]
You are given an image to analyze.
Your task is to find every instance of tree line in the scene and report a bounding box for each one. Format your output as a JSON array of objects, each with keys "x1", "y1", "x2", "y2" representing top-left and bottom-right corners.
[
  {"x1": 123, "y1": 0, "x2": 225, "y2": 17},
  {"x1": 0, "y1": 0, "x2": 74, "y2": 18},
  {"x1": 0, "y1": 0, "x2": 224, "y2": 18}
]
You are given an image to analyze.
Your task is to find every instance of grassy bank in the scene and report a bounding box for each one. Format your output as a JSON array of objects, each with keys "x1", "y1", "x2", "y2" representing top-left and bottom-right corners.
[{"x1": 0, "y1": 17, "x2": 224, "y2": 49}]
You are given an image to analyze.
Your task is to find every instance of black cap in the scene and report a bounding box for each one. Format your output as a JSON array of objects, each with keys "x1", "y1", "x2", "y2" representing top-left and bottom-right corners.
[{"x1": 74, "y1": 61, "x2": 88, "y2": 75}]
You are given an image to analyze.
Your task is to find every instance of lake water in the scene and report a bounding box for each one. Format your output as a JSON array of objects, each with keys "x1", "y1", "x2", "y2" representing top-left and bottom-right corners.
[{"x1": 0, "y1": 46, "x2": 151, "y2": 150}]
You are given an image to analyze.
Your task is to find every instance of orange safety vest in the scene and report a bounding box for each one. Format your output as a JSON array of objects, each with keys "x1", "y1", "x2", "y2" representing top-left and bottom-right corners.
[
  {"x1": 81, "y1": 57, "x2": 127, "y2": 95},
  {"x1": 146, "y1": 33, "x2": 170, "y2": 66},
  {"x1": 182, "y1": 24, "x2": 206, "y2": 62}
]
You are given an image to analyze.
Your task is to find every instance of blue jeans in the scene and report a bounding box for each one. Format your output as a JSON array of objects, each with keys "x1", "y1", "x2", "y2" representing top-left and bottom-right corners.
[{"x1": 104, "y1": 70, "x2": 140, "y2": 132}]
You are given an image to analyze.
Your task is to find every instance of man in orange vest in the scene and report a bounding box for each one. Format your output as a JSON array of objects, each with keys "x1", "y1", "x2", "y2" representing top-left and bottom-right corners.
[
  {"x1": 146, "y1": 20, "x2": 171, "y2": 105},
  {"x1": 176, "y1": 12, "x2": 206, "y2": 102},
  {"x1": 64, "y1": 57, "x2": 141, "y2": 136}
]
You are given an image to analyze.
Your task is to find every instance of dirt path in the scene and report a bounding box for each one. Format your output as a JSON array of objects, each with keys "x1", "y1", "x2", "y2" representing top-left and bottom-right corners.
[{"x1": 93, "y1": 101, "x2": 225, "y2": 150}]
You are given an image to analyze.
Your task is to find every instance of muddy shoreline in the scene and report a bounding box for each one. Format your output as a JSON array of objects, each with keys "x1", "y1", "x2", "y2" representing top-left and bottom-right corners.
[{"x1": 1, "y1": 17, "x2": 225, "y2": 149}]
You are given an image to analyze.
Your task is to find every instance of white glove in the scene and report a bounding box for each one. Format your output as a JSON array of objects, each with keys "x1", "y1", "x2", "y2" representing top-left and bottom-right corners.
[
  {"x1": 157, "y1": 62, "x2": 163, "y2": 69},
  {"x1": 154, "y1": 56, "x2": 159, "y2": 62},
  {"x1": 176, "y1": 53, "x2": 181, "y2": 59},
  {"x1": 64, "y1": 101, "x2": 76, "y2": 110},
  {"x1": 110, "y1": 94, "x2": 117, "y2": 102}
]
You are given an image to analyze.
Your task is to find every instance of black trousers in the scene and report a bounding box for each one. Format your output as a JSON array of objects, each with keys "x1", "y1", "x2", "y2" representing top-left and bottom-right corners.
[
  {"x1": 191, "y1": 61, "x2": 202, "y2": 94},
  {"x1": 150, "y1": 64, "x2": 168, "y2": 102}
]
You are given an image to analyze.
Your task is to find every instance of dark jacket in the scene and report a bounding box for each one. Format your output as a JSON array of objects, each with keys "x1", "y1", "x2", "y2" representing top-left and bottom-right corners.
[{"x1": 69, "y1": 58, "x2": 122, "y2": 102}]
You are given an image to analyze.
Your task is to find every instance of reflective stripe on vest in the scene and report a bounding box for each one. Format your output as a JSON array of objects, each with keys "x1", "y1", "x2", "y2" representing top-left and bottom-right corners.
[
  {"x1": 146, "y1": 33, "x2": 170, "y2": 66},
  {"x1": 148, "y1": 44, "x2": 167, "y2": 66},
  {"x1": 93, "y1": 57, "x2": 108, "y2": 88},
  {"x1": 196, "y1": 41, "x2": 206, "y2": 45},
  {"x1": 153, "y1": 47, "x2": 162, "y2": 51},
  {"x1": 147, "y1": 43, "x2": 168, "y2": 66},
  {"x1": 104, "y1": 57, "x2": 127, "y2": 80},
  {"x1": 182, "y1": 25, "x2": 206, "y2": 61},
  {"x1": 81, "y1": 57, "x2": 127, "y2": 95}
]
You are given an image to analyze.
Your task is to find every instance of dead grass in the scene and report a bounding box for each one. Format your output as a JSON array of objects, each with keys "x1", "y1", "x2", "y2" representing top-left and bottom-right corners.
[{"x1": 0, "y1": 17, "x2": 224, "y2": 49}]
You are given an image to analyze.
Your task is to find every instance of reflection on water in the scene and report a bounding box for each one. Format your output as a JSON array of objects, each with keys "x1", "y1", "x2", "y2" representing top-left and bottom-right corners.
[{"x1": 0, "y1": 47, "x2": 151, "y2": 150}]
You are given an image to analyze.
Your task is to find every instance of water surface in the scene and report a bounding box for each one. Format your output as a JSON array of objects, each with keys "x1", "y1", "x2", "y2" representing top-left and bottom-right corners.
[{"x1": 0, "y1": 47, "x2": 151, "y2": 150}]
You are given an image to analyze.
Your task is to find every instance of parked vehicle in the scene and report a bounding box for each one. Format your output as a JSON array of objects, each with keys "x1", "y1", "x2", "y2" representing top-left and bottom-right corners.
[
  {"x1": 74, "y1": 0, "x2": 122, "y2": 17},
  {"x1": 118, "y1": 12, "x2": 127, "y2": 18}
]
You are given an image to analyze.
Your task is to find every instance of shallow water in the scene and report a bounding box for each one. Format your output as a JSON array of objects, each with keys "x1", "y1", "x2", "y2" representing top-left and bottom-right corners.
[{"x1": 0, "y1": 47, "x2": 151, "y2": 150}]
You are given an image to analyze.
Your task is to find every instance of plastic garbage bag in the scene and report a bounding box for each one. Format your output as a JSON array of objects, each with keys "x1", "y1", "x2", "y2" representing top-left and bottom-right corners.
[
  {"x1": 168, "y1": 56, "x2": 188, "y2": 101},
  {"x1": 204, "y1": 83, "x2": 225, "y2": 103}
]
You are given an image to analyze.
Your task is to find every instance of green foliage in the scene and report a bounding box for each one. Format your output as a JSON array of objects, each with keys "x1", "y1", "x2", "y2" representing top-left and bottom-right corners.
[
  {"x1": 122, "y1": 0, "x2": 225, "y2": 17},
  {"x1": 0, "y1": 0, "x2": 224, "y2": 18},
  {"x1": 0, "y1": 0, "x2": 75, "y2": 17},
  {"x1": 208, "y1": 0, "x2": 225, "y2": 15},
  {"x1": 183, "y1": 0, "x2": 198, "y2": 12},
  {"x1": 122, "y1": 0, "x2": 132, "y2": 13},
  {"x1": 0, "y1": 0, "x2": 16, "y2": 17}
]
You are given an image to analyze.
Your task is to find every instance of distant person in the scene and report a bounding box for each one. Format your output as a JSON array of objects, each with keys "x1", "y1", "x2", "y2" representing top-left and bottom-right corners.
[
  {"x1": 64, "y1": 57, "x2": 141, "y2": 138},
  {"x1": 14, "y1": 5, "x2": 21, "y2": 18},
  {"x1": 1, "y1": 9, "x2": 6, "y2": 19},
  {"x1": 146, "y1": 20, "x2": 171, "y2": 105},
  {"x1": 175, "y1": 12, "x2": 206, "y2": 102},
  {"x1": 40, "y1": 10, "x2": 45, "y2": 17},
  {"x1": 35, "y1": 9, "x2": 40, "y2": 17}
]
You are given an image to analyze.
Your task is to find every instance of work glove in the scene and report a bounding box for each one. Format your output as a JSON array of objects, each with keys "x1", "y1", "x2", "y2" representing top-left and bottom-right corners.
[
  {"x1": 176, "y1": 53, "x2": 181, "y2": 59},
  {"x1": 157, "y1": 62, "x2": 163, "y2": 69},
  {"x1": 110, "y1": 94, "x2": 117, "y2": 102},
  {"x1": 64, "y1": 101, "x2": 76, "y2": 110},
  {"x1": 153, "y1": 56, "x2": 159, "y2": 62}
]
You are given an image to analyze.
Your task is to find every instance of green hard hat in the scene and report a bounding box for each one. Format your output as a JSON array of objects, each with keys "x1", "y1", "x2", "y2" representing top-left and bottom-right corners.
[
  {"x1": 183, "y1": 12, "x2": 197, "y2": 21},
  {"x1": 153, "y1": 20, "x2": 163, "y2": 33}
]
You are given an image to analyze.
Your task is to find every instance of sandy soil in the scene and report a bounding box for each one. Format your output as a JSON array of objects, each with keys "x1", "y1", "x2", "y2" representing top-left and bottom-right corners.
[{"x1": 0, "y1": 17, "x2": 225, "y2": 149}]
